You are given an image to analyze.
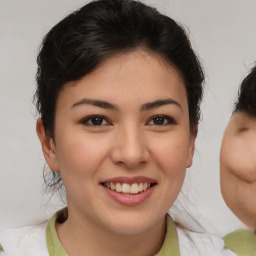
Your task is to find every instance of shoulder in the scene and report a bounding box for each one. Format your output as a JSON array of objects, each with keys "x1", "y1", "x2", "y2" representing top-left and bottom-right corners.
[
  {"x1": 0, "y1": 244, "x2": 3, "y2": 256},
  {"x1": 176, "y1": 224, "x2": 237, "y2": 256},
  {"x1": 0, "y1": 221, "x2": 49, "y2": 256},
  {"x1": 223, "y1": 229, "x2": 256, "y2": 256}
]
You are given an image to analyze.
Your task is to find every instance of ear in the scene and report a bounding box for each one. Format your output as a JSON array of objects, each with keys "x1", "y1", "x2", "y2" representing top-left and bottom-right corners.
[
  {"x1": 186, "y1": 127, "x2": 197, "y2": 168},
  {"x1": 36, "y1": 119, "x2": 59, "y2": 172}
]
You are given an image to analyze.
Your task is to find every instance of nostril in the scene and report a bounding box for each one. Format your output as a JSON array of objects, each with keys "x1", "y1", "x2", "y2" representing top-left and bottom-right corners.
[{"x1": 109, "y1": 130, "x2": 149, "y2": 168}]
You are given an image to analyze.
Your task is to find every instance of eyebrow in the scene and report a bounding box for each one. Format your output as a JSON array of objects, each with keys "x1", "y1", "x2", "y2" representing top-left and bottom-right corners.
[
  {"x1": 70, "y1": 99, "x2": 119, "y2": 111},
  {"x1": 140, "y1": 99, "x2": 182, "y2": 111},
  {"x1": 70, "y1": 98, "x2": 182, "y2": 111}
]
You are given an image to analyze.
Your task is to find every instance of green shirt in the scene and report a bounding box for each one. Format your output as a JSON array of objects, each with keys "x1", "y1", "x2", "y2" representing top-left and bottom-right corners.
[
  {"x1": 1, "y1": 209, "x2": 255, "y2": 255},
  {"x1": 46, "y1": 210, "x2": 180, "y2": 256},
  {"x1": 224, "y1": 229, "x2": 256, "y2": 256}
]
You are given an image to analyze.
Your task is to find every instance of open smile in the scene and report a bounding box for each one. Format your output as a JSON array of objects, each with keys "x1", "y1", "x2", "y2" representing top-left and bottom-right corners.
[
  {"x1": 101, "y1": 182, "x2": 155, "y2": 194},
  {"x1": 100, "y1": 177, "x2": 157, "y2": 206}
]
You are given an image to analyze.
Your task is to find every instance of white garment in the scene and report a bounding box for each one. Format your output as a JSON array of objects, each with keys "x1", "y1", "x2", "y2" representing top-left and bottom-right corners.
[
  {"x1": 0, "y1": 220, "x2": 237, "y2": 256},
  {"x1": 0, "y1": 222, "x2": 48, "y2": 256},
  {"x1": 176, "y1": 224, "x2": 236, "y2": 256}
]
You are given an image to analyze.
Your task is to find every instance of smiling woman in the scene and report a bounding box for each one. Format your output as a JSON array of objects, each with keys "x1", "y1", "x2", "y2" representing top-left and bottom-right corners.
[
  {"x1": 0, "y1": 0, "x2": 238, "y2": 255},
  {"x1": 39, "y1": 51, "x2": 194, "y2": 240}
]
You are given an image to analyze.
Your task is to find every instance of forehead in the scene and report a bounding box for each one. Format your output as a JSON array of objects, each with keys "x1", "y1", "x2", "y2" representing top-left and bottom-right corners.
[
  {"x1": 224, "y1": 111, "x2": 256, "y2": 140},
  {"x1": 57, "y1": 50, "x2": 188, "y2": 111},
  {"x1": 230, "y1": 111, "x2": 256, "y2": 128}
]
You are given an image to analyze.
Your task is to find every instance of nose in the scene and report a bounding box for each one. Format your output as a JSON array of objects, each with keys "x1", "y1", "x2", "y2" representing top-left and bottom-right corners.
[{"x1": 109, "y1": 124, "x2": 149, "y2": 169}]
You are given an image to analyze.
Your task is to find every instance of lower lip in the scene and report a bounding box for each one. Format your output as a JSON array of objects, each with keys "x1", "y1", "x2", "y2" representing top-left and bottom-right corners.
[{"x1": 102, "y1": 185, "x2": 155, "y2": 206}]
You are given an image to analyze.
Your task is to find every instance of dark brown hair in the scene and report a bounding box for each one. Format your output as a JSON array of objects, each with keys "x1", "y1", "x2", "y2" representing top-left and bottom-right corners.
[
  {"x1": 235, "y1": 66, "x2": 256, "y2": 117},
  {"x1": 34, "y1": 0, "x2": 204, "y2": 192}
]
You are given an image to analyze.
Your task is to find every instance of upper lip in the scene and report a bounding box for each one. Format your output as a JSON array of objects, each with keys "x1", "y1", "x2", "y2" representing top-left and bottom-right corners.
[{"x1": 100, "y1": 176, "x2": 157, "y2": 185}]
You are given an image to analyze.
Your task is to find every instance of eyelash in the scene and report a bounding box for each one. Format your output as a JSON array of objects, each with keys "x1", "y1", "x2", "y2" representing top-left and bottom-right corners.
[
  {"x1": 80, "y1": 115, "x2": 177, "y2": 127},
  {"x1": 146, "y1": 115, "x2": 177, "y2": 126},
  {"x1": 80, "y1": 115, "x2": 111, "y2": 126}
]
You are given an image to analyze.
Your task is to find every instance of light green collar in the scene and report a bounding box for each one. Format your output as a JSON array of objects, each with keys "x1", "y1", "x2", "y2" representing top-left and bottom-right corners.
[
  {"x1": 46, "y1": 209, "x2": 69, "y2": 256},
  {"x1": 224, "y1": 229, "x2": 256, "y2": 256},
  {"x1": 46, "y1": 209, "x2": 180, "y2": 256},
  {"x1": 155, "y1": 215, "x2": 180, "y2": 256}
]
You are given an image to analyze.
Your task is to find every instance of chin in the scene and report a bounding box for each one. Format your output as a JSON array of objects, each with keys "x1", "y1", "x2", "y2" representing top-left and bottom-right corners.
[
  {"x1": 241, "y1": 215, "x2": 256, "y2": 231},
  {"x1": 101, "y1": 211, "x2": 164, "y2": 235}
]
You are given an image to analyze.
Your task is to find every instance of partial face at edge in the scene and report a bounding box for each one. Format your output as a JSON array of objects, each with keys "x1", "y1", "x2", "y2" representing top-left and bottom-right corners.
[
  {"x1": 37, "y1": 50, "x2": 196, "y2": 235},
  {"x1": 220, "y1": 111, "x2": 256, "y2": 229}
]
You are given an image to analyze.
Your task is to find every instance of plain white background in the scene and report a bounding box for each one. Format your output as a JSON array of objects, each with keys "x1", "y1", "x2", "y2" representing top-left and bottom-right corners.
[{"x1": 1, "y1": 0, "x2": 256, "y2": 236}]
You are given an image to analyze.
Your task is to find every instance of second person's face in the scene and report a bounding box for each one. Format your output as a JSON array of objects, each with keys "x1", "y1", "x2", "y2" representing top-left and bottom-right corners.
[{"x1": 221, "y1": 111, "x2": 256, "y2": 229}]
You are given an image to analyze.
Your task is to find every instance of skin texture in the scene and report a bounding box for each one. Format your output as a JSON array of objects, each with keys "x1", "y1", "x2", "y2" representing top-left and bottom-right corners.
[
  {"x1": 220, "y1": 111, "x2": 256, "y2": 230},
  {"x1": 37, "y1": 50, "x2": 196, "y2": 256}
]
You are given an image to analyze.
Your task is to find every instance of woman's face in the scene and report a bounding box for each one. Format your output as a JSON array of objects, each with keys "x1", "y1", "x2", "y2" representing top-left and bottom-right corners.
[{"x1": 38, "y1": 50, "x2": 196, "y2": 235}]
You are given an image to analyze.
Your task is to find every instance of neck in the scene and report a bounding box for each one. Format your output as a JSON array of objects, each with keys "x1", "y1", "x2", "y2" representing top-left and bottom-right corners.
[{"x1": 56, "y1": 208, "x2": 166, "y2": 256}]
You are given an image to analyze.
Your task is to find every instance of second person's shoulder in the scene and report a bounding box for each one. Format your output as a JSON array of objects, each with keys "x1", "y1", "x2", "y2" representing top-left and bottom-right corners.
[{"x1": 224, "y1": 229, "x2": 256, "y2": 256}]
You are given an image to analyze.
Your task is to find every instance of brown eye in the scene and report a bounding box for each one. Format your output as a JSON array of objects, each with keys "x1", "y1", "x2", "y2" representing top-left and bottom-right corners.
[
  {"x1": 147, "y1": 115, "x2": 177, "y2": 126},
  {"x1": 91, "y1": 116, "x2": 104, "y2": 125},
  {"x1": 81, "y1": 115, "x2": 110, "y2": 126},
  {"x1": 152, "y1": 116, "x2": 165, "y2": 125}
]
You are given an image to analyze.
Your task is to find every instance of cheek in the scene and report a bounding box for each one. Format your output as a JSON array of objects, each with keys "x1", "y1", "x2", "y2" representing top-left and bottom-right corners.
[
  {"x1": 55, "y1": 132, "x2": 111, "y2": 180},
  {"x1": 150, "y1": 133, "x2": 191, "y2": 175},
  {"x1": 150, "y1": 135, "x2": 190, "y2": 211}
]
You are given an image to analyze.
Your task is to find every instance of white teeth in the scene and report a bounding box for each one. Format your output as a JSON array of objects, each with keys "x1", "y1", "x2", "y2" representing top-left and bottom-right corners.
[
  {"x1": 122, "y1": 183, "x2": 130, "y2": 193},
  {"x1": 110, "y1": 183, "x2": 115, "y2": 190},
  {"x1": 116, "y1": 183, "x2": 122, "y2": 192},
  {"x1": 104, "y1": 182, "x2": 152, "y2": 194},
  {"x1": 130, "y1": 183, "x2": 139, "y2": 194},
  {"x1": 138, "y1": 182, "x2": 143, "y2": 192}
]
